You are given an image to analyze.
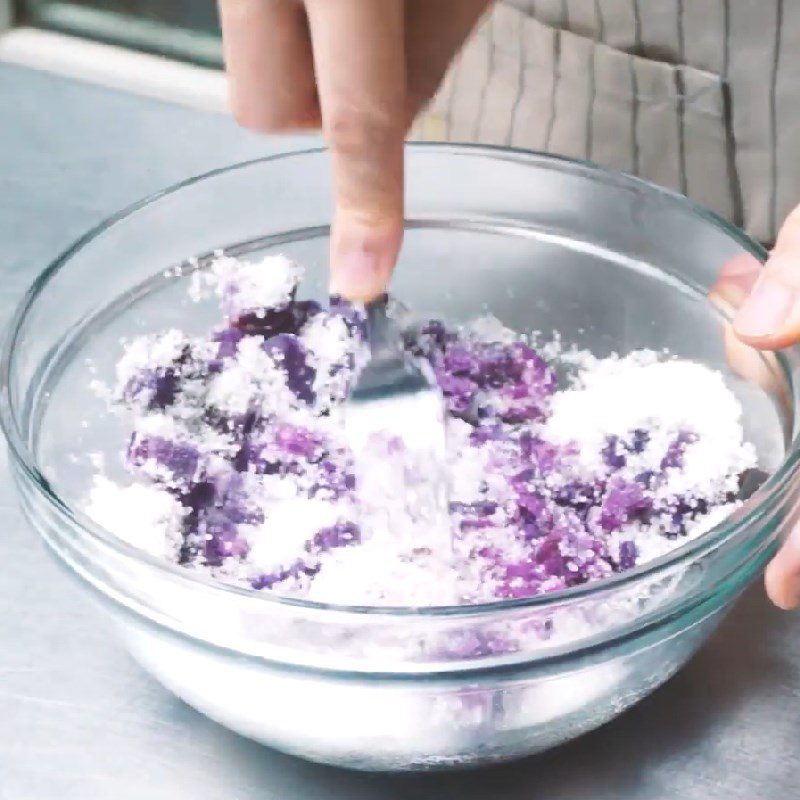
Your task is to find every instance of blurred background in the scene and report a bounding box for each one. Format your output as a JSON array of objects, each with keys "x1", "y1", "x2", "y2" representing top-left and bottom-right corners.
[{"x1": 16, "y1": 0, "x2": 221, "y2": 64}]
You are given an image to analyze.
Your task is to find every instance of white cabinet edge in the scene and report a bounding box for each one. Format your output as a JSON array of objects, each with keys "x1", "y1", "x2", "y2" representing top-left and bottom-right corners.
[{"x1": 0, "y1": 27, "x2": 227, "y2": 114}]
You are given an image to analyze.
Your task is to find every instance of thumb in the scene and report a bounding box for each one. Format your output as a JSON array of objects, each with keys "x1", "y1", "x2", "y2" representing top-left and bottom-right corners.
[
  {"x1": 765, "y1": 520, "x2": 800, "y2": 610},
  {"x1": 733, "y1": 204, "x2": 800, "y2": 349},
  {"x1": 305, "y1": 0, "x2": 406, "y2": 303}
]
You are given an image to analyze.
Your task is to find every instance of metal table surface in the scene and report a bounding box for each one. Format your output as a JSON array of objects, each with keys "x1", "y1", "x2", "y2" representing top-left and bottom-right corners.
[{"x1": 1, "y1": 63, "x2": 800, "y2": 800}]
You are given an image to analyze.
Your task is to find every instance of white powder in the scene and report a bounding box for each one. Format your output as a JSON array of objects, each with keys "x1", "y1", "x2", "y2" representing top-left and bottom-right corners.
[
  {"x1": 115, "y1": 329, "x2": 187, "y2": 383},
  {"x1": 446, "y1": 420, "x2": 490, "y2": 503},
  {"x1": 543, "y1": 352, "x2": 756, "y2": 499},
  {"x1": 306, "y1": 538, "x2": 460, "y2": 606},
  {"x1": 206, "y1": 335, "x2": 296, "y2": 418},
  {"x1": 85, "y1": 476, "x2": 185, "y2": 559},
  {"x1": 190, "y1": 253, "x2": 303, "y2": 317},
  {"x1": 132, "y1": 412, "x2": 181, "y2": 438},
  {"x1": 302, "y1": 312, "x2": 357, "y2": 408},
  {"x1": 465, "y1": 314, "x2": 518, "y2": 344},
  {"x1": 257, "y1": 473, "x2": 305, "y2": 503},
  {"x1": 243, "y1": 497, "x2": 349, "y2": 575},
  {"x1": 302, "y1": 312, "x2": 353, "y2": 368},
  {"x1": 86, "y1": 251, "x2": 759, "y2": 611}
]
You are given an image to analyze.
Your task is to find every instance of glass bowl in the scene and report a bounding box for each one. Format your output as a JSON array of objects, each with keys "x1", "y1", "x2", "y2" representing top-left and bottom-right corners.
[{"x1": 2, "y1": 145, "x2": 798, "y2": 772}]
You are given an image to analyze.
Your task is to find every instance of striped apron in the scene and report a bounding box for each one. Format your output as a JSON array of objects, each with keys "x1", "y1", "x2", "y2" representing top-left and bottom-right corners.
[{"x1": 412, "y1": 0, "x2": 799, "y2": 244}]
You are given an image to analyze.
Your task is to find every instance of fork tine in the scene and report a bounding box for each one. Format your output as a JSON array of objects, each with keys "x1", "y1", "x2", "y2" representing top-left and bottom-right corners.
[{"x1": 344, "y1": 296, "x2": 451, "y2": 552}]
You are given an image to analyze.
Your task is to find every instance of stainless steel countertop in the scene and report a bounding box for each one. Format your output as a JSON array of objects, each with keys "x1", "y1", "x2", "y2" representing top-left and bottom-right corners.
[{"x1": 2, "y1": 63, "x2": 799, "y2": 800}]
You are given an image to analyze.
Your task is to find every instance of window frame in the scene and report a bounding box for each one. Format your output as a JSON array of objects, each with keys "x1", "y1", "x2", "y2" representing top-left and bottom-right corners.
[
  {"x1": 17, "y1": 0, "x2": 222, "y2": 66},
  {"x1": 1, "y1": 0, "x2": 13, "y2": 30},
  {"x1": 0, "y1": 1, "x2": 227, "y2": 111}
]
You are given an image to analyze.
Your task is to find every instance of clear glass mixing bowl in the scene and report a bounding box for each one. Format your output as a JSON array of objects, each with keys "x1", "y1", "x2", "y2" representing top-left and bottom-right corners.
[{"x1": 2, "y1": 145, "x2": 798, "y2": 771}]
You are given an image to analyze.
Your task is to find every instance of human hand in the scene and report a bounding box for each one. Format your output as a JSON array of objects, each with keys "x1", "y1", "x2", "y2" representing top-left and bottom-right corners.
[
  {"x1": 218, "y1": 0, "x2": 491, "y2": 301},
  {"x1": 712, "y1": 204, "x2": 800, "y2": 609}
]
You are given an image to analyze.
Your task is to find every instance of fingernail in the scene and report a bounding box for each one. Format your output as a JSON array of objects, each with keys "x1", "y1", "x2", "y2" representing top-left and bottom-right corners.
[
  {"x1": 331, "y1": 248, "x2": 383, "y2": 301},
  {"x1": 734, "y1": 274, "x2": 795, "y2": 339}
]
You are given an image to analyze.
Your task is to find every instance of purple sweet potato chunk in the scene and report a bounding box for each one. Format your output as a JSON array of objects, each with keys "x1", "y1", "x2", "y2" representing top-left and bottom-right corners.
[
  {"x1": 122, "y1": 367, "x2": 178, "y2": 409},
  {"x1": 198, "y1": 508, "x2": 249, "y2": 566},
  {"x1": 307, "y1": 521, "x2": 361, "y2": 553},
  {"x1": 127, "y1": 435, "x2": 200, "y2": 484},
  {"x1": 263, "y1": 333, "x2": 316, "y2": 404},
  {"x1": 661, "y1": 430, "x2": 698, "y2": 470}
]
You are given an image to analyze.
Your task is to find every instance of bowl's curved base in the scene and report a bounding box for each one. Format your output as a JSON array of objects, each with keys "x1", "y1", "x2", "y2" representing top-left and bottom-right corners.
[{"x1": 116, "y1": 607, "x2": 727, "y2": 772}]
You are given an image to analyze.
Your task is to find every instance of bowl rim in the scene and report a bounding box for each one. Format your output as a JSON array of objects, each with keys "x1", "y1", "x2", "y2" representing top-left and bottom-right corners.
[{"x1": 0, "y1": 142, "x2": 789, "y2": 620}]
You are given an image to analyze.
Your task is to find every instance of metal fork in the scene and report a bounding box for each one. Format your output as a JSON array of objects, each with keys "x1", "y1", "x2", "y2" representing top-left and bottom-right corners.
[{"x1": 345, "y1": 296, "x2": 451, "y2": 551}]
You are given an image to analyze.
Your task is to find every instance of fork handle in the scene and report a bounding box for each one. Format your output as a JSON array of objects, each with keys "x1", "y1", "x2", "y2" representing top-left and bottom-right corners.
[{"x1": 364, "y1": 294, "x2": 401, "y2": 357}]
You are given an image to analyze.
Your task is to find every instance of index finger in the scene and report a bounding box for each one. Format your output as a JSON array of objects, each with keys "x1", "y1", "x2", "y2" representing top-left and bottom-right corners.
[{"x1": 304, "y1": 0, "x2": 406, "y2": 301}]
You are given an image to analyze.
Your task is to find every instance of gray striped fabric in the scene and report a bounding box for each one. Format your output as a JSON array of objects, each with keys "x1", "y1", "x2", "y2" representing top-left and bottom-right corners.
[{"x1": 410, "y1": 0, "x2": 796, "y2": 244}]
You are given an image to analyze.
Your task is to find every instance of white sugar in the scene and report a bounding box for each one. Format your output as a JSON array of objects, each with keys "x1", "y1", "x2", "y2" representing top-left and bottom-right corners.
[
  {"x1": 133, "y1": 412, "x2": 181, "y2": 438},
  {"x1": 302, "y1": 312, "x2": 357, "y2": 408},
  {"x1": 302, "y1": 312, "x2": 352, "y2": 367},
  {"x1": 244, "y1": 497, "x2": 349, "y2": 575},
  {"x1": 86, "y1": 476, "x2": 185, "y2": 559},
  {"x1": 190, "y1": 253, "x2": 303, "y2": 318},
  {"x1": 86, "y1": 251, "x2": 760, "y2": 611},
  {"x1": 115, "y1": 329, "x2": 187, "y2": 382},
  {"x1": 446, "y1": 421, "x2": 489, "y2": 503},
  {"x1": 543, "y1": 352, "x2": 756, "y2": 497},
  {"x1": 465, "y1": 314, "x2": 517, "y2": 344},
  {"x1": 206, "y1": 335, "x2": 296, "y2": 418},
  {"x1": 306, "y1": 538, "x2": 460, "y2": 606}
]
